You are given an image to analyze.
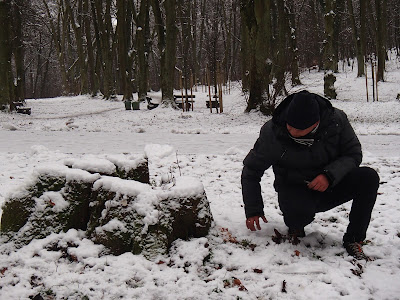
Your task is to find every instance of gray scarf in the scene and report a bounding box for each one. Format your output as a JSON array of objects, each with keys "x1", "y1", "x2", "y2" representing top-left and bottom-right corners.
[{"x1": 289, "y1": 123, "x2": 320, "y2": 147}]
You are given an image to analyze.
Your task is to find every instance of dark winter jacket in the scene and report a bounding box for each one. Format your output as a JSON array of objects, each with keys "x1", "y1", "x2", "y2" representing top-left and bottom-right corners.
[{"x1": 241, "y1": 92, "x2": 362, "y2": 218}]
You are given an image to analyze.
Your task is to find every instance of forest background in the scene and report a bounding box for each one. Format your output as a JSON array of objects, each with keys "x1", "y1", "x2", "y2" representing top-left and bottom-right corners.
[{"x1": 0, "y1": 0, "x2": 399, "y2": 114}]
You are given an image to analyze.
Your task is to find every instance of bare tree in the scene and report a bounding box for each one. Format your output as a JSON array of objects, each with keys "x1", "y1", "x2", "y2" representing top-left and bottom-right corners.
[
  {"x1": 151, "y1": 0, "x2": 178, "y2": 106},
  {"x1": 375, "y1": 0, "x2": 387, "y2": 81},
  {"x1": 0, "y1": 0, "x2": 14, "y2": 110},
  {"x1": 12, "y1": 0, "x2": 26, "y2": 102},
  {"x1": 92, "y1": 0, "x2": 116, "y2": 99},
  {"x1": 322, "y1": 0, "x2": 338, "y2": 99},
  {"x1": 135, "y1": 0, "x2": 150, "y2": 102},
  {"x1": 117, "y1": 0, "x2": 134, "y2": 101},
  {"x1": 347, "y1": 0, "x2": 364, "y2": 77},
  {"x1": 241, "y1": 0, "x2": 273, "y2": 113}
]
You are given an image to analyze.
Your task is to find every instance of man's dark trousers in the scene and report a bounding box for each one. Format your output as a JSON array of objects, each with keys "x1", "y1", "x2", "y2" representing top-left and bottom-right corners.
[{"x1": 278, "y1": 167, "x2": 379, "y2": 243}]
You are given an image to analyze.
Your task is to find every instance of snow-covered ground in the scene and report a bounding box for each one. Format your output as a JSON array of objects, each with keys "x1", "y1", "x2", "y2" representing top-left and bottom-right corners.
[{"x1": 0, "y1": 58, "x2": 399, "y2": 299}]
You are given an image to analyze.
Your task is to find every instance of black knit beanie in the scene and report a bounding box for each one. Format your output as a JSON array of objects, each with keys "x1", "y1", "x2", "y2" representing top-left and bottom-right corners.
[{"x1": 286, "y1": 91, "x2": 320, "y2": 130}]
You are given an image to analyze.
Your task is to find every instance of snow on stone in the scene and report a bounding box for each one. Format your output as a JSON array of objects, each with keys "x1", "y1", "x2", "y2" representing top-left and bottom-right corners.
[
  {"x1": 162, "y1": 176, "x2": 205, "y2": 199},
  {"x1": 106, "y1": 154, "x2": 147, "y2": 172},
  {"x1": 96, "y1": 219, "x2": 128, "y2": 233},
  {"x1": 35, "y1": 164, "x2": 101, "y2": 183},
  {"x1": 64, "y1": 155, "x2": 117, "y2": 174},
  {"x1": 92, "y1": 176, "x2": 151, "y2": 197},
  {"x1": 36, "y1": 191, "x2": 69, "y2": 212}
]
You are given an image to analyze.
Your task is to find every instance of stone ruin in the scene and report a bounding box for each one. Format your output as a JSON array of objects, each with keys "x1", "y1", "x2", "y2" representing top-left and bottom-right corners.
[{"x1": 0, "y1": 155, "x2": 214, "y2": 259}]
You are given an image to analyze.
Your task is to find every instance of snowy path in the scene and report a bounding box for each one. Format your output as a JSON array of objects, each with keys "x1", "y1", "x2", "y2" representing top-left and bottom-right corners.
[{"x1": 1, "y1": 131, "x2": 399, "y2": 157}]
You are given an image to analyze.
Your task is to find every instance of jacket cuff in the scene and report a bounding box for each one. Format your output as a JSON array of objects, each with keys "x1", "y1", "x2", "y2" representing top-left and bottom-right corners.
[
  {"x1": 245, "y1": 208, "x2": 264, "y2": 219},
  {"x1": 323, "y1": 169, "x2": 334, "y2": 185}
]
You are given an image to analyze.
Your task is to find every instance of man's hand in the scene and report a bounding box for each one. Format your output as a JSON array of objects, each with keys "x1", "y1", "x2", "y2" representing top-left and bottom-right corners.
[
  {"x1": 308, "y1": 174, "x2": 330, "y2": 192},
  {"x1": 246, "y1": 215, "x2": 268, "y2": 231}
]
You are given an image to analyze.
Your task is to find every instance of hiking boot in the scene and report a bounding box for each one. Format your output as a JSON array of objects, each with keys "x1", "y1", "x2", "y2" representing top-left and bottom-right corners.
[
  {"x1": 343, "y1": 241, "x2": 371, "y2": 261},
  {"x1": 288, "y1": 227, "x2": 306, "y2": 238}
]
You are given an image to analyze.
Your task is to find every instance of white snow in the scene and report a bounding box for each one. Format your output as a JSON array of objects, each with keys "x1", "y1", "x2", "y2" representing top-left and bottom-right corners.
[
  {"x1": 93, "y1": 176, "x2": 151, "y2": 196},
  {"x1": 0, "y1": 57, "x2": 399, "y2": 299},
  {"x1": 36, "y1": 191, "x2": 69, "y2": 213},
  {"x1": 64, "y1": 155, "x2": 117, "y2": 174}
]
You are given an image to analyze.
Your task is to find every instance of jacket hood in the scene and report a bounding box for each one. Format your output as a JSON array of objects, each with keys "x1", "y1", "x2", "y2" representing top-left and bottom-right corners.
[{"x1": 272, "y1": 90, "x2": 334, "y2": 127}]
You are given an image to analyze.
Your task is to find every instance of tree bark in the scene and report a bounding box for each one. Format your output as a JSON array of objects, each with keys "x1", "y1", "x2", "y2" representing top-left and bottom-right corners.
[
  {"x1": 241, "y1": 0, "x2": 273, "y2": 114},
  {"x1": 12, "y1": 0, "x2": 25, "y2": 102},
  {"x1": 42, "y1": 0, "x2": 69, "y2": 94},
  {"x1": 274, "y1": 0, "x2": 286, "y2": 95},
  {"x1": 322, "y1": 0, "x2": 337, "y2": 99},
  {"x1": 65, "y1": 0, "x2": 89, "y2": 94},
  {"x1": 117, "y1": 0, "x2": 133, "y2": 101},
  {"x1": 83, "y1": 0, "x2": 98, "y2": 95},
  {"x1": 93, "y1": 0, "x2": 115, "y2": 99},
  {"x1": 164, "y1": 0, "x2": 178, "y2": 104},
  {"x1": 285, "y1": 1, "x2": 301, "y2": 86},
  {"x1": 360, "y1": 0, "x2": 367, "y2": 70},
  {"x1": 0, "y1": 1, "x2": 14, "y2": 109},
  {"x1": 347, "y1": 0, "x2": 364, "y2": 77},
  {"x1": 333, "y1": 0, "x2": 344, "y2": 71},
  {"x1": 136, "y1": 0, "x2": 150, "y2": 102},
  {"x1": 375, "y1": 0, "x2": 387, "y2": 82}
]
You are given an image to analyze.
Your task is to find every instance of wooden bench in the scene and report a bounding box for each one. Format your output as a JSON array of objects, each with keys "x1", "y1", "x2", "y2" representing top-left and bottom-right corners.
[
  {"x1": 206, "y1": 100, "x2": 219, "y2": 108},
  {"x1": 13, "y1": 101, "x2": 32, "y2": 115},
  {"x1": 174, "y1": 95, "x2": 195, "y2": 110},
  {"x1": 16, "y1": 107, "x2": 32, "y2": 115},
  {"x1": 146, "y1": 97, "x2": 159, "y2": 110},
  {"x1": 206, "y1": 95, "x2": 219, "y2": 109}
]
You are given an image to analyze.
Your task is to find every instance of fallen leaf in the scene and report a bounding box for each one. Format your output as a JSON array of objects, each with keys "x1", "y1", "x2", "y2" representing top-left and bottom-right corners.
[{"x1": 232, "y1": 278, "x2": 242, "y2": 286}]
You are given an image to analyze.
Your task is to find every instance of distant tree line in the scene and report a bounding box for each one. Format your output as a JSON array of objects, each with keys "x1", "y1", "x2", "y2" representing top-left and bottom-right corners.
[{"x1": 0, "y1": 0, "x2": 399, "y2": 114}]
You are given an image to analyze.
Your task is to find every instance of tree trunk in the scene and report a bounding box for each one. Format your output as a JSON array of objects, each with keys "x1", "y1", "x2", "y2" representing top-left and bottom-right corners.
[
  {"x1": 360, "y1": 0, "x2": 367, "y2": 71},
  {"x1": 42, "y1": 0, "x2": 69, "y2": 94},
  {"x1": 240, "y1": 5, "x2": 250, "y2": 92},
  {"x1": 117, "y1": 0, "x2": 133, "y2": 101},
  {"x1": 150, "y1": 0, "x2": 177, "y2": 107},
  {"x1": 347, "y1": 0, "x2": 364, "y2": 77},
  {"x1": 375, "y1": 0, "x2": 387, "y2": 82},
  {"x1": 333, "y1": 0, "x2": 344, "y2": 71},
  {"x1": 136, "y1": 0, "x2": 150, "y2": 102},
  {"x1": 65, "y1": 0, "x2": 88, "y2": 94},
  {"x1": 179, "y1": 0, "x2": 193, "y2": 93},
  {"x1": 0, "y1": 1, "x2": 14, "y2": 110},
  {"x1": 191, "y1": 0, "x2": 199, "y2": 85},
  {"x1": 198, "y1": 0, "x2": 206, "y2": 88},
  {"x1": 83, "y1": 0, "x2": 98, "y2": 95},
  {"x1": 322, "y1": 0, "x2": 337, "y2": 99},
  {"x1": 93, "y1": 0, "x2": 115, "y2": 99},
  {"x1": 285, "y1": 1, "x2": 301, "y2": 86},
  {"x1": 241, "y1": 0, "x2": 273, "y2": 114},
  {"x1": 164, "y1": 0, "x2": 178, "y2": 104},
  {"x1": 274, "y1": 0, "x2": 285, "y2": 94},
  {"x1": 13, "y1": 0, "x2": 25, "y2": 102}
]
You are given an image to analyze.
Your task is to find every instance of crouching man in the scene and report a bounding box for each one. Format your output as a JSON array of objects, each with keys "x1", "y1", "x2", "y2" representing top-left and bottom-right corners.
[{"x1": 241, "y1": 90, "x2": 379, "y2": 260}]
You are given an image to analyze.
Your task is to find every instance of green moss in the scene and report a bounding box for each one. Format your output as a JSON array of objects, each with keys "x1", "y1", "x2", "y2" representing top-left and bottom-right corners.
[
  {"x1": 31, "y1": 174, "x2": 66, "y2": 197},
  {"x1": 115, "y1": 160, "x2": 149, "y2": 183},
  {"x1": 0, "y1": 196, "x2": 35, "y2": 233}
]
